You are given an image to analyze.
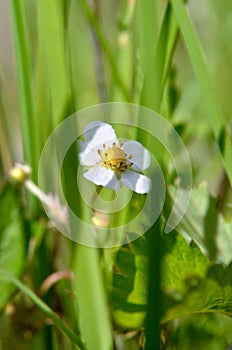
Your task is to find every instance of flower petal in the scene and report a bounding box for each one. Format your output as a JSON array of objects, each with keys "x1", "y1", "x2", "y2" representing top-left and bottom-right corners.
[
  {"x1": 83, "y1": 166, "x2": 118, "y2": 190},
  {"x1": 79, "y1": 142, "x2": 100, "y2": 166},
  {"x1": 123, "y1": 140, "x2": 151, "y2": 171},
  {"x1": 82, "y1": 121, "x2": 117, "y2": 148},
  {"x1": 121, "y1": 170, "x2": 151, "y2": 194}
]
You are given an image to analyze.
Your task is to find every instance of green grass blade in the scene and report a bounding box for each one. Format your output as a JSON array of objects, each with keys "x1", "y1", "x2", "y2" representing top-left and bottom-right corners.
[
  {"x1": 67, "y1": 0, "x2": 100, "y2": 109},
  {"x1": 170, "y1": 0, "x2": 232, "y2": 185},
  {"x1": 109, "y1": 0, "x2": 135, "y2": 101},
  {"x1": 62, "y1": 140, "x2": 113, "y2": 350},
  {"x1": 0, "y1": 94, "x2": 12, "y2": 172},
  {"x1": 10, "y1": 0, "x2": 39, "y2": 177},
  {"x1": 36, "y1": 0, "x2": 71, "y2": 133},
  {"x1": 135, "y1": 0, "x2": 159, "y2": 72},
  {"x1": 144, "y1": 219, "x2": 162, "y2": 350},
  {"x1": 0, "y1": 269, "x2": 84, "y2": 349},
  {"x1": 140, "y1": 3, "x2": 178, "y2": 112},
  {"x1": 79, "y1": 0, "x2": 130, "y2": 101},
  {"x1": 73, "y1": 246, "x2": 113, "y2": 350}
]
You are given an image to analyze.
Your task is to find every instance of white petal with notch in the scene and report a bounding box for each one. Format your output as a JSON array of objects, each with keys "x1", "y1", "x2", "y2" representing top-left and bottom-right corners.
[
  {"x1": 83, "y1": 121, "x2": 117, "y2": 148},
  {"x1": 123, "y1": 140, "x2": 151, "y2": 171},
  {"x1": 79, "y1": 145, "x2": 100, "y2": 166},
  {"x1": 121, "y1": 170, "x2": 151, "y2": 194},
  {"x1": 83, "y1": 166, "x2": 118, "y2": 190}
]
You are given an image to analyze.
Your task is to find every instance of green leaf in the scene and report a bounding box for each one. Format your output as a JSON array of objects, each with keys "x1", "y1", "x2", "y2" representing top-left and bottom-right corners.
[
  {"x1": 168, "y1": 183, "x2": 232, "y2": 265},
  {"x1": 162, "y1": 263, "x2": 232, "y2": 323},
  {"x1": 161, "y1": 230, "x2": 210, "y2": 292},
  {"x1": 0, "y1": 184, "x2": 26, "y2": 310},
  {"x1": 111, "y1": 238, "x2": 148, "y2": 329},
  {"x1": 168, "y1": 313, "x2": 232, "y2": 350},
  {"x1": 111, "y1": 230, "x2": 208, "y2": 330}
]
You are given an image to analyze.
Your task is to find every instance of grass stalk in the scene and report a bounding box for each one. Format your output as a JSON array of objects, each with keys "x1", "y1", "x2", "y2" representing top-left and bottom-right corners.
[
  {"x1": 73, "y1": 245, "x2": 113, "y2": 350},
  {"x1": 79, "y1": 0, "x2": 130, "y2": 101},
  {"x1": 10, "y1": 0, "x2": 39, "y2": 178},
  {"x1": 140, "y1": 3, "x2": 178, "y2": 112},
  {"x1": 0, "y1": 269, "x2": 84, "y2": 349},
  {"x1": 170, "y1": 0, "x2": 232, "y2": 185},
  {"x1": 109, "y1": 0, "x2": 136, "y2": 101}
]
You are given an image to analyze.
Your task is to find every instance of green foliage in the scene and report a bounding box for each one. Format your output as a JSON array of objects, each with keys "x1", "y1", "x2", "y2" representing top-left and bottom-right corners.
[
  {"x1": 171, "y1": 0, "x2": 232, "y2": 185},
  {"x1": 168, "y1": 183, "x2": 232, "y2": 265},
  {"x1": 161, "y1": 231, "x2": 210, "y2": 292},
  {"x1": 164, "y1": 314, "x2": 232, "y2": 350},
  {"x1": 110, "y1": 228, "x2": 232, "y2": 346},
  {"x1": 36, "y1": 0, "x2": 72, "y2": 136},
  {"x1": 140, "y1": 3, "x2": 178, "y2": 113},
  {"x1": 160, "y1": 230, "x2": 232, "y2": 346},
  {"x1": 0, "y1": 183, "x2": 26, "y2": 310},
  {"x1": 10, "y1": 0, "x2": 40, "y2": 178},
  {"x1": 73, "y1": 246, "x2": 113, "y2": 350},
  {"x1": 111, "y1": 240, "x2": 148, "y2": 329},
  {"x1": 162, "y1": 263, "x2": 232, "y2": 323},
  {"x1": 0, "y1": 0, "x2": 232, "y2": 349},
  {"x1": 0, "y1": 269, "x2": 84, "y2": 349}
]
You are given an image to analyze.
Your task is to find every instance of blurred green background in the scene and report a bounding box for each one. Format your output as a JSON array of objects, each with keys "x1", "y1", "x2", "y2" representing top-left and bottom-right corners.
[{"x1": 0, "y1": 0, "x2": 232, "y2": 349}]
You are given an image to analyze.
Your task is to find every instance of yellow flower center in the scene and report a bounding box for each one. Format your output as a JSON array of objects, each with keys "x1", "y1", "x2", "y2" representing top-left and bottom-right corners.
[{"x1": 98, "y1": 143, "x2": 132, "y2": 171}]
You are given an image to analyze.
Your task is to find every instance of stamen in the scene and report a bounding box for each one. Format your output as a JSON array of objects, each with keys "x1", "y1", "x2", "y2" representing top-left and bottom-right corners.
[{"x1": 99, "y1": 142, "x2": 133, "y2": 172}]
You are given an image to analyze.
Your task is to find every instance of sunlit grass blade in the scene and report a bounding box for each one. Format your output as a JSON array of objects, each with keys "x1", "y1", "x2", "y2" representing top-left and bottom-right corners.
[
  {"x1": 36, "y1": 0, "x2": 71, "y2": 137},
  {"x1": 170, "y1": 0, "x2": 232, "y2": 185},
  {"x1": 61, "y1": 140, "x2": 113, "y2": 350},
  {"x1": 79, "y1": 0, "x2": 130, "y2": 101},
  {"x1": 135, "y1": 4, "x2": 179, "y2": 177},
  {"x1": 135, "y1": 0, "x2": 159, "y2": 72},
  {"x1": 73, "y1": 246, "x2": 113, "y2": 350},
  {"x1": 108, "y1": 0, "x2": 135, "y2": 101},
  {"x1": 140, "y1": 3, "x2": 178, "y2": 112},
  {"x1": 10, "y1": 0, "x2": 39, "y2": 177},
  {"x1": 0, "y1": 269, "x2": 84, "y2": 349}
]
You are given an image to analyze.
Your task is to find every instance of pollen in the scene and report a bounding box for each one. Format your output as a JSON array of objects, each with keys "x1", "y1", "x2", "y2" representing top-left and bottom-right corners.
[{"x1": 98, "y1": 143, "x2": 133, "y2": 171}]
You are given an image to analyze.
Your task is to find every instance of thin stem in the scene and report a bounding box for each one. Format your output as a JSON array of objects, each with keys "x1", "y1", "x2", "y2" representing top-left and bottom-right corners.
[{"x1": 0, "y1": 269, "x2": 84, "y2": 349}]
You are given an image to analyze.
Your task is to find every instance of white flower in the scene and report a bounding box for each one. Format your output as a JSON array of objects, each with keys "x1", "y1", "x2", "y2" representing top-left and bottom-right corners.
[{"x1": 79, "y1": 121, "x2": 151, "y2": 194}]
